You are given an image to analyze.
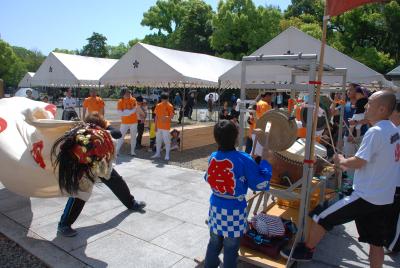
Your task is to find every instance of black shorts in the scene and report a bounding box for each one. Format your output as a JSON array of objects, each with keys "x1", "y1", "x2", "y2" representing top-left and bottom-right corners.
[{"x1": 311, "y1": 193, "x2": 389, "y2": 247}]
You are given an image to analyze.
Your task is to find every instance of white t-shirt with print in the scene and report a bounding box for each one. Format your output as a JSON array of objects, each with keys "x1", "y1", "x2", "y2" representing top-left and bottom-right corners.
[
  {"x1": 63, "y1": 97, "x2": 77, "y2": 110},
  {"x1": 353, "y1": 120, "x2": 400, "y2": 205}
]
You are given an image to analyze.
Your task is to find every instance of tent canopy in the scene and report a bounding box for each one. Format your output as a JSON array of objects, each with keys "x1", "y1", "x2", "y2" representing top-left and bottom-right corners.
[
  {"x1": 32, "y1": 52, "x2": 117, "y2": 87},
  {"x1": 387, "y1": 65, "x2": 400, "y2": 78},
  {"x1": 100, "y1": 42, "x2": 238, "y2": 88},
  {"x1": 219, "y1": 27, "x2": 389, "y2": 88},
  {"x1": 18, "y1": 72, "x2": 35, "y2": 88}
]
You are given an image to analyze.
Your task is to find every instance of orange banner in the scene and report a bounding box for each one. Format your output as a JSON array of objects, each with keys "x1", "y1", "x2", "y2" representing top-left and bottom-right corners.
[{"x1": 327, "y1": 0, "x2": 385, "y2": 16}]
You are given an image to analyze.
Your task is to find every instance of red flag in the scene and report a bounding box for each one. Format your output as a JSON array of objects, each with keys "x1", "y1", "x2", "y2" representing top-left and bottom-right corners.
[{"x1": 327, "y1": 0, "x2": 385, "y2": 16}]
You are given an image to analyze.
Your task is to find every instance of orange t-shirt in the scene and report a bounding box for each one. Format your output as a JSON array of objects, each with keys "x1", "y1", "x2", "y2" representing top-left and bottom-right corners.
[
  {"x1": 256, "y1": 100, "x2": 271, "y2": 119},
  {"x1": 297, "y1": 127, "x2": 322, "y2": 142},
  {"x1": 117, "y1": 97, "x2": 138, "y2": 124},
  {"x1": 154, "y1": 102, "x2": 174, "y2": 130},
  {"x1": 83, "y1": 97, "x2": 105, "y2": 114}
]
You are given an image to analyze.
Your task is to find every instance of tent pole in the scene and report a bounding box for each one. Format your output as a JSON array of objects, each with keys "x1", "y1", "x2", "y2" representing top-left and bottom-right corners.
[
  {"x1": 78, "y1": 84, "x2": 81, "y2": 119},
  {"x1": 336, "y1": 72, "x2": 347, "y2": 190},
  {"x1": 218, "y1": 81, "x2": 221, "y2": 123},
  {"x1": 238, "y1": 60, "x2": 246, "y2": 150},
  {"x1": 180, "y1": 85, "x2": 186, "y2": 151}
]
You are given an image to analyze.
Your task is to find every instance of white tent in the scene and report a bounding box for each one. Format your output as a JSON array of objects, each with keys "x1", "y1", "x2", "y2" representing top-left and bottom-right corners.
[
  {"x1": 100, "y1": 42, "x2": 238, "y2": 88},
  {"x1": 18, "y1": 72, "x2": 35, "y2": 88},
  {"x1": 32, "y1": 52, "x2": 117, "y2": 87},
  {"x1": 219, "y1": 27, "x2": 389, "y2": 88}
]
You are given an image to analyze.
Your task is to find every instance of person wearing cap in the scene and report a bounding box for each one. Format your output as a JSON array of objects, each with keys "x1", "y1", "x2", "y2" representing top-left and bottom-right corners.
[
  {"x1": 151, "y1": 92, "x2": 174, "y2": 161},
  {"x1": 136, "y1": 96, "x2": 147, "y2": 149},
  {"x1": 82, "y1": 89, "x2": 105, "y2": 119},
  {"x1": 62, "y1": 88, "x2": 78, "y2": 120},
  {"x1": 116, "y1": 89, "x2": 138, "y2": 156}
]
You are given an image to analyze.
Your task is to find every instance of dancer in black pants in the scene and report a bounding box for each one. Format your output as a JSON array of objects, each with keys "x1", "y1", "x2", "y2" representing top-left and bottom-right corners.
[{"x1": 57, "y1": 113, "x2": 146, "y2": 237}]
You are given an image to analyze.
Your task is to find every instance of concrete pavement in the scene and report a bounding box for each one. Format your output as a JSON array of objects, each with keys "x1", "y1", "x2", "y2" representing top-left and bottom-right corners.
[{"x1": 0, "y1": 157, "x2": 399, "y2": 267}]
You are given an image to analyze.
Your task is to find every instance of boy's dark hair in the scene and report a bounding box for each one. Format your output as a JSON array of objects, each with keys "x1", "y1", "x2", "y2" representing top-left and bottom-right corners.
[
  {"x1": 214, "y1": 120, "x2": 238, "y2": 151},
  {"x1": 161, "y1": 92, "x2": 169, "y2": 100},
  {"x1": 396, "y1": 101, "x2": 400, "y2": 113}
]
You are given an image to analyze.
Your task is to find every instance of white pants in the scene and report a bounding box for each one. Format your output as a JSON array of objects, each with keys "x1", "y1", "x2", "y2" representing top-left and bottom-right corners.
[
  {"x1": 116, "y1": 123, "x2": 137, "y2": 154},
  {"x1": 156, "y1": 129, "x2": 171, "y2": 157}
]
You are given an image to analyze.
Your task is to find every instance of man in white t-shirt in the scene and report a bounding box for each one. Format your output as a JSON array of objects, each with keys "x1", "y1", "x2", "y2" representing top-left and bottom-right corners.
[
  {"x1": 281, "y1": 91, "x2": 400, "y2": 267},
  {"x1": 62, "y1": 88, "x2": 78, "y2": 120},
  {"x1": 385, "y1": 98, "x2": 400, "y2": 252}
]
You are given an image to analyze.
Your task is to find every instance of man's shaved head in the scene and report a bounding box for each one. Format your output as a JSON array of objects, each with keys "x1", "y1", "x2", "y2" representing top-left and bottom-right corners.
[
  {"x1": 365, "y1": 90, "x2": 396, "y2": 124},
  {"x1": 373, "y1": 90, "x2": 396, "y2": 116}
]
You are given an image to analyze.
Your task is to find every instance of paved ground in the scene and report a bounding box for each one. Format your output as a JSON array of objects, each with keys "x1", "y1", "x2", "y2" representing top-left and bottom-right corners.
[{"x1": 0, "y1": 157, "x2": 399, "y2": 268}]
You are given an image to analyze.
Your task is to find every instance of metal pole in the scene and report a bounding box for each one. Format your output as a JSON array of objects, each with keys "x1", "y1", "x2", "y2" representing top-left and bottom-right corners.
[
  {"x1": 180, "y1": 86, "x2": 186, "y2": 151},
  {"x1": 336, "y1": 72, "x2": 347, "y2": 190},
  {"x1": 238, "y1": 61, "x2": 247, "y2": 150},
  {"x1": 78, "y1": 84, "x2": 81, "y2": 118},
  {"x1": 297, "y1": 60, "x2": 317, "y2": 243}
]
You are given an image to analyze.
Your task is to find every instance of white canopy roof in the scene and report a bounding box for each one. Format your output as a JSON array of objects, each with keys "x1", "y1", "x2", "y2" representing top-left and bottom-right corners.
[
  {"x1": 219, "y1": 27, "x2": 389, "y2": 88},
  {"x1": 18, "y1": 72, "x2": 35, "y2": 88},
  {"x1": 32, "y1": 52, "x2": 117, "y2": 87},
  {"x1": 100, "y1": 42, "x2": 238, "y2": 88}
]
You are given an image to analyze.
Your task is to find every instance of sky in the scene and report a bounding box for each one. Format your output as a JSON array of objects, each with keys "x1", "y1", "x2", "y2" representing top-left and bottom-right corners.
[{"x1": 0, "y1": 0, "x2": 291, "y2": 55}]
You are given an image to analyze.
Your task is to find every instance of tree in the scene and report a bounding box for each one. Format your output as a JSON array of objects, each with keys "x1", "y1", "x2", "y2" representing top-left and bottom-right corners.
[
  {"x1": 128, "y1": 38, "x2": 142, "y2": 47},
  {"x1": 210, "y1": 0, "x2": 282, "y2": 60},
  {"x1": 280, "y1": 17, "x2": 322, "y2": 39},
  {"x1": 330, "y1": 1, "x2": 400, "y2": 73},
  {"x1": 53, "y1": 48, "x2": 79, "y2": 55},
  {"x1": 81, "y1": 32, "x2": 108, "y2": 58},
  {"x1": 107, "y1": 42, "x2": 129, "y2": 59},
  {"x1": 141, "y1": 0, "x2": 215, "y2": 54},
  {"x1": 0, "y1": 40, "x2": 27, "y2": 87},
  {"x1": 172, "y1": 0, "x2": 214, "y2": 54},
  {"x1": 13, "y1": 46, "x2": 46, "y2": 72},
  {"x1": 284, "y1": 0, "x2": 324, "y2": 22}
]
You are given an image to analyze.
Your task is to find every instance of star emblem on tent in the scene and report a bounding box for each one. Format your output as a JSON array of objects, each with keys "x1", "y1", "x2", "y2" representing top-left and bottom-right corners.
[
  {"x1": 133, "y1": 60, "x2": 139, "y2": 69},
  {"x1": 49, "y1": 66, "x2": 53, "y2": 72}
]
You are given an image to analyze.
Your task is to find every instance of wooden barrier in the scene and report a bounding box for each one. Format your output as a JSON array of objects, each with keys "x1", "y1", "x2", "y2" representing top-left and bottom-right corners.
[{"x1": 110, "y1": 120, "x2": 215, "y2": 150}]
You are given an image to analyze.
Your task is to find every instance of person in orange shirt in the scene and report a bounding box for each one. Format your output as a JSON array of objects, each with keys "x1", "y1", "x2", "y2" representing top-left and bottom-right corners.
[
  {"x1": 82, "y1": 89, "x2": 105, "y2": 118},
  {"x1": 116, "y1": 89, "x2": 138, "y2": 156},
  {"x1": 256, "y1": 92, "x2": 272, "y2": 119},
  {"x1": 151, "y1": 92, "x2": 174, "y2": 161}
]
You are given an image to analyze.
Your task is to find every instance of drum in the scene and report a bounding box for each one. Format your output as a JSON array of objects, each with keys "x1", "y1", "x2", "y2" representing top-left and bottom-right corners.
[
  {"x1": 255, "y1": 110, "x2": 297, "y2": 152},
  {"x1": 266, "y1": 138, "x2": 328, "y2": 185}
]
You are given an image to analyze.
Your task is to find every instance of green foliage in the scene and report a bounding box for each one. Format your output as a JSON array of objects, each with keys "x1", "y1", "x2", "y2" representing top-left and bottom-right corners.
[
  {"x1": 330, "y1": 1, "x2": 400, "y2": 73},
  {"x1": 141, "y1": 0, "x2": 215, "y2": 54},
  {"x1": 81, "y1": 32, "x2": 108, "y2": 58},
  {"x1": 107, "y1": 42, "x2": 129, "y2": 59},
  {"x1": 128, "y1": 38, "x2": 142, "y2": 47},
  {"x1": 284, "y1": 0, "x2": 324, "y2": 22},
  {"x1": 352, "y1": 46, "x2": 395, "y2": 74},
  {"x1": 210, "y1": 0, "x2": 282, "y2": 60},
  {"x1": 53, "y1": 48, "x2": 79, "y2": 55},
  {"x1": 13, "y1": 46, "x2": 46, "y2": 72},
  {"x1": 0, "y1": 40, "x2": 27, "y2": 87}
]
